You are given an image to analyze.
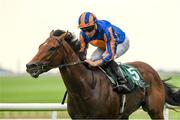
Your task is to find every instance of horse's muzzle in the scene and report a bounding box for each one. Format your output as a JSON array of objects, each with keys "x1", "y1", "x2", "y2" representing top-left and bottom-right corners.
[{"x1": 26, "y1": 63, "x2": 49, "y2": 78}]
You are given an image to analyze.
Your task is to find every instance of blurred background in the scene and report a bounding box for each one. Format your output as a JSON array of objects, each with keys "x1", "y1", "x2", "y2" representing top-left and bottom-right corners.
[
  {"x1": 0, "y1": 0, "x2": 180, "y2": 74},
  {"x1": 0, "y1": 0, "x2": 179, "y2": 119}
]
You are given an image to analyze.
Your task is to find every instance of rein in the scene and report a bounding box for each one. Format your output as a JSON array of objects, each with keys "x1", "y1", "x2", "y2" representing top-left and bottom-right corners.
[
  {"x1": 51, "y1": 33, "x2": 87, "y2": 104},
  {"x1": 51, "y1": 35, "x2": 86, "y2": 69},
  {"x1": 59, "y1": 61, "x2": 85, "y2": 69}
]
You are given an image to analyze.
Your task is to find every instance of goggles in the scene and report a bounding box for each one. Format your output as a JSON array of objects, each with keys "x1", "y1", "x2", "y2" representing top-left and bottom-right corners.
[{"x1": 81, "y1": 25, "x2": 95, "y2": 32}]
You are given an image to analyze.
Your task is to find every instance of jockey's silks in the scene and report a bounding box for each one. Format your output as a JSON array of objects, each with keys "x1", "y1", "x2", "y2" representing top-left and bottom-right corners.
[{"x1": 79, "y1": 20, "x2": 126, "y2": 64}]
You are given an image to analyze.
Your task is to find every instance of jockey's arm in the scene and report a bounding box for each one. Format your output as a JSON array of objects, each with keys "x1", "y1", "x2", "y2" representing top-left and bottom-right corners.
[
  {"x1": 85, "y1": 27, "x2": 116, "y2": 66},
  {"x1": 79, "y1": 34, "x2": 88, "y2": 52},
  {"x1": 78, "y1": 34, "x2": 88, "y2": 61},
  {"x1": 101, "y1": 39, "x2": 115, "y2": 64},
  {"x1": 102, "y1": 27, "x2": 116, "y2": 64},
  {"x1": 85, "y1": 38, "x2": 115, "y2": 66}
]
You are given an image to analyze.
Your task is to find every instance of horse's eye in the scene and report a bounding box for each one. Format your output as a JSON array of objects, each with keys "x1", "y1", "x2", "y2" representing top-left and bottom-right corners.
[{"x1": 49, "y1": 47, "x2": 56, "y2": 51}]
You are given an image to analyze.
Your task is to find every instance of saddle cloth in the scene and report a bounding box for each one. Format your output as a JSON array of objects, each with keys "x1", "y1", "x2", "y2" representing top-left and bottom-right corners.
[{"x1": 100, "y1": 64, "x2": 148, "y2": 90}]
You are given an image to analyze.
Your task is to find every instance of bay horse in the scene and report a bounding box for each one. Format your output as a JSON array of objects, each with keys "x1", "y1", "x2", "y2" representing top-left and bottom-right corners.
[{"x1": 26, "y1": 30, "x2": 180, "y2": 119}]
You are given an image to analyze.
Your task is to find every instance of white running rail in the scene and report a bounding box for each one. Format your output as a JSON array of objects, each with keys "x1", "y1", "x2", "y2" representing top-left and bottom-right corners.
[
  {"x1": 0, "y1": 103, "x2": 179, "y2": 120},
  {"x1": 0, "y1": 103, "x2": 67, "y2": 111},
  {"x1": 0, "y1": 103, "x2": 67, "y2": 120}
]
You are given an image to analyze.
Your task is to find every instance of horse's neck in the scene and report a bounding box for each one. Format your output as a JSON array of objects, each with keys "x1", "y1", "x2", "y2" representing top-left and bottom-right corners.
[{"x1": 59, "y1": 42, "x2": 92, "y2": 96}]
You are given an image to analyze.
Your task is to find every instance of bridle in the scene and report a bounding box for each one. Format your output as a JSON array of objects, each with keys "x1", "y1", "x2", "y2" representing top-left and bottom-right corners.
[
  {"x1": 27, "y1": 31, "x2": 86, "y2": 78},
  {"x1": 48, "y1": 32, "x2": 85, "y2": 69}
]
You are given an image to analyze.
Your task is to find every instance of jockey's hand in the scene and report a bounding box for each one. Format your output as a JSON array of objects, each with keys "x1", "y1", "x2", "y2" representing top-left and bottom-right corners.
[
  {"x1": 84, "y1": 59, "x2": 102, "y2": 67},
  {"x1": 78, "y1": 51, "x2": 86, "y2": 61}
]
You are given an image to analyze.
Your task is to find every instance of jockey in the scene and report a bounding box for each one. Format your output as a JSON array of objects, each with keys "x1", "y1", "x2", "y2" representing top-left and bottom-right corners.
[{"x1": 78, "y1": 12, "x2": 130, "y2": 93}]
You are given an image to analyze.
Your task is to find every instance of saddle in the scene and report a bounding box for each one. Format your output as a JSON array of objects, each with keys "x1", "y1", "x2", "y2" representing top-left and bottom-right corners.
[{"x1": 99, "y1": 64, "x2": 148, "y2": 91}]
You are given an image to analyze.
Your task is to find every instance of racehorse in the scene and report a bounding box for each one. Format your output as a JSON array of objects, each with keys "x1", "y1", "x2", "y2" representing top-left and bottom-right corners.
[{"x1": 26, "y1": 30, "x2": 180, "y2": 119}]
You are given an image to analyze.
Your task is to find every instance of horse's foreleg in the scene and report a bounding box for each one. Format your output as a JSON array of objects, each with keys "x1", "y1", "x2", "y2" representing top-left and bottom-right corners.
[
  {"x1": 118, "y1": 115, "x2": 129, "y2": 120},
  {"x1": 148, "y1": 110, "x2": 164, "y2": 120}
]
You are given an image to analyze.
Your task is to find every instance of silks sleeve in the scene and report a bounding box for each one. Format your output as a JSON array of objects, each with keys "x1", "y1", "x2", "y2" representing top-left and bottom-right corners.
[
  {"x1": 102, "y1": 27, "x2": 116, "y2": 64},
  {"x1": 79, "y1": 34, "x2": 88, "y2": 52}
]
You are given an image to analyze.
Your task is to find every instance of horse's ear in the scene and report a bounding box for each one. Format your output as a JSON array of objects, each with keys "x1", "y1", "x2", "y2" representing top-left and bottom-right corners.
[
  {"x1": 50, "y1": 30, "x2": 54, "y2": 37},
  {"x1": 66, "y1": 30, "x2": 69, "y2": 34},
  {"x1": 65, "y1": 31, "x2": 69, "y2": 37},
  {"x1": 57, "y1": 32, "x2": 68, "y2": 40},
  {"x1": 50, "y1": 30, "x2": 68, "y2": 40},
  {"x1": 60, "y1": 31, "x2": 69, "y2": 40},
  {"x1": 64, "y1": 31, "x2": 72, "y2": 40}
]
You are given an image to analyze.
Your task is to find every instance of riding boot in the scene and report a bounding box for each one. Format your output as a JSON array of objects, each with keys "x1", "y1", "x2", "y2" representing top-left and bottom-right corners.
[{"x1": 107, "y1": 60, "x2": 131, "y2": 93}]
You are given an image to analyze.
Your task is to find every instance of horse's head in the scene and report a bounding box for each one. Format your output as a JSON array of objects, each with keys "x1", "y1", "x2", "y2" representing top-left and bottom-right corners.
[{"x1": 26, "y1": 30, "x2": 72, "y2": 78}]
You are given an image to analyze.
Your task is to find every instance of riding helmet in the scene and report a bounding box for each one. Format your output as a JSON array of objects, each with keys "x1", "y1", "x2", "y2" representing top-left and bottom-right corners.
[{"x1": 78, "y1": 12, "x2": 97, "y2": 28}]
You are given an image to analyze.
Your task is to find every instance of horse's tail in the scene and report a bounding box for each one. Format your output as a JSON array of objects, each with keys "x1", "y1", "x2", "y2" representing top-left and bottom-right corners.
[{"x1": 163, "y1": 77, "x2": 180, "y2": 106}]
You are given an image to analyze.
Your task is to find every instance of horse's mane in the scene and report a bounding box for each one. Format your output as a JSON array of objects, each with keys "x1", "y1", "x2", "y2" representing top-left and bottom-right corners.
[{"x1": 53, "y1": 29, "x2": 81, "y2": 53}]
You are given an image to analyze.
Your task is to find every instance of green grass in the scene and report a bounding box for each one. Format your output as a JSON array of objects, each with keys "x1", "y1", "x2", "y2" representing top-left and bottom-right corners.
[
  {"x1": 0, "y1": 75, "x2": 180, "y2": 119},
  {"x1": 0, "y1": 75, "x2": 179, "y2": 103},
  {"x1": 0, "y1": 75, "x2": 66, "y2": 103}
]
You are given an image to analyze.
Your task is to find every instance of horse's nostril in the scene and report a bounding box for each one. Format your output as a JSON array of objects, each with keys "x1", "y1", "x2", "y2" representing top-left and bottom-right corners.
[
  {"x1": 26, "y1": 63, "x2": 38, "y2": 69},
  {"x1": 26, "y1": 64, "x2": 29, "y2": 68}
]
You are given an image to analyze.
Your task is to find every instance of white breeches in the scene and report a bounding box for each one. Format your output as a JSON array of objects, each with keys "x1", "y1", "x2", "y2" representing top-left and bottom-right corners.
[{"x1": 91, "y1": 37, "x2": 129, "y2": 61}]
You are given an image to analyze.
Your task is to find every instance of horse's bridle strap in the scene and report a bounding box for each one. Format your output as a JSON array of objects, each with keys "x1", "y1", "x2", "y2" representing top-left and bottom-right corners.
[
  {"x1": 59, "y1": 61, "x2": 85, "y2": 69},
  {"x1": 52, "y1": 35, "x2": 85, "y2": 69}
]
